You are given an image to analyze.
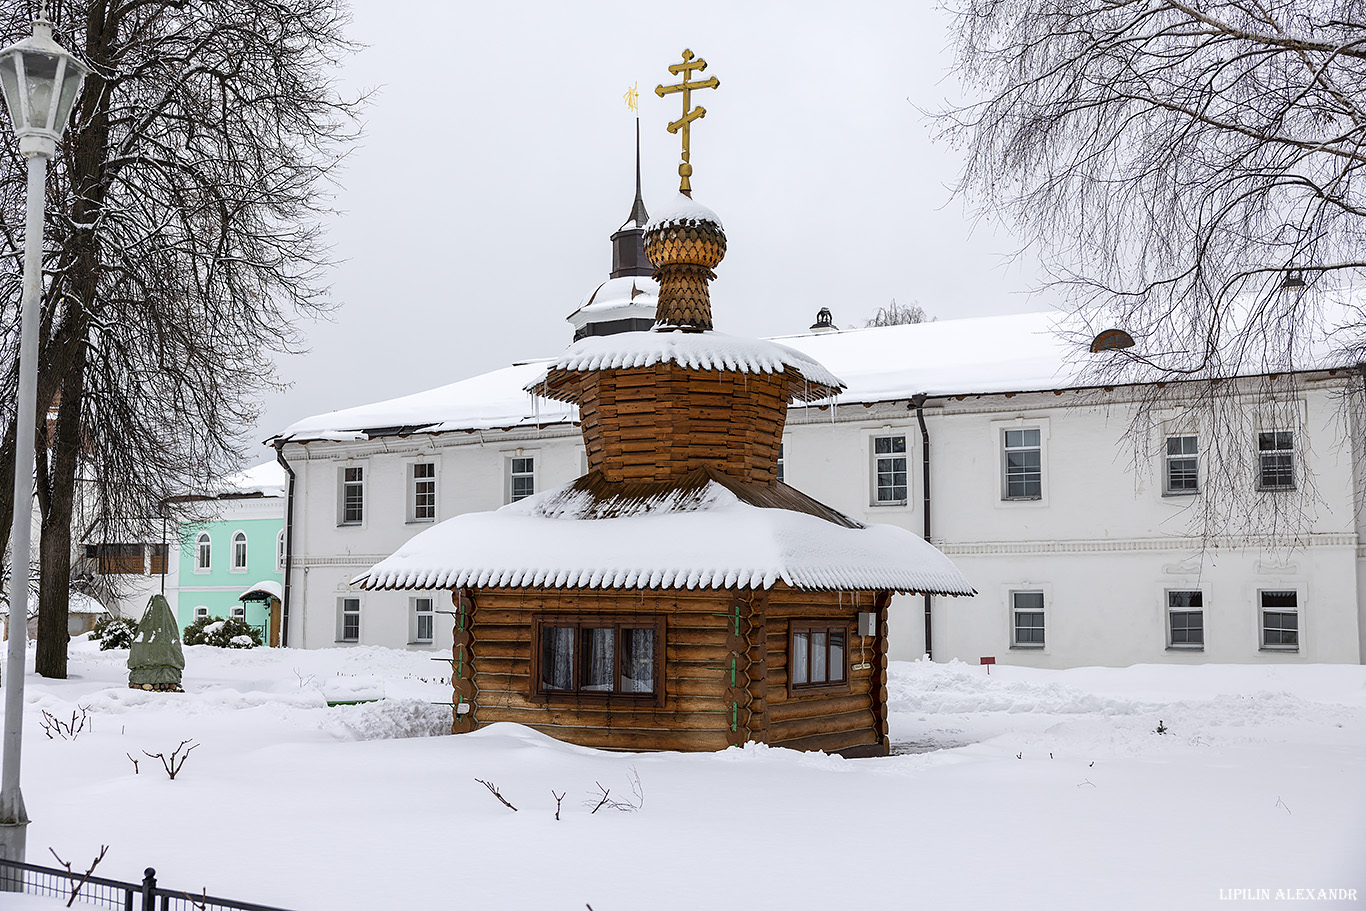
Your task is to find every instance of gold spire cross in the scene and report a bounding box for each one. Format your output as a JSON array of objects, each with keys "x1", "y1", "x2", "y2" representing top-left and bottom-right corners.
[{"x1": 655, "y1": 49, "x2": 719, "y2": 195}]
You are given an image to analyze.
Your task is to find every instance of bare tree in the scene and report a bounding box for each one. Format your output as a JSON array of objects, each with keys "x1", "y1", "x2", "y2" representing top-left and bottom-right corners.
[
  {"x1": 865, "y1": 299, "x2": 933, "y2": 327},
  {"x1": 0, "y1": 0, "x2": 360, "y2": 676},
  {"x1": 936, "y1": 1, "x2": 1366, "y2": 376},
  {"x1": 936, "y1": 1, "x2": 1366, "y2": 537}
]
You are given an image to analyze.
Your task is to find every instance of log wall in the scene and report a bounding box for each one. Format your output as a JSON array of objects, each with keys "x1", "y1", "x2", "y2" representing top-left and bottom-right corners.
[
  {"x1": 458, "y1": 585, "x2": 889, "y2": 756},
  {"x1": 574, "y1": 365, "x2": 789, "y2": 484}
]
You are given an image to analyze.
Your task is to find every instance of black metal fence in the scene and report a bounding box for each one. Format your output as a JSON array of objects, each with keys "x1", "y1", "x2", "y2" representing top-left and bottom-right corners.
[{"x1": 0, "y1": 857, "x2": 294, "y2": 911}]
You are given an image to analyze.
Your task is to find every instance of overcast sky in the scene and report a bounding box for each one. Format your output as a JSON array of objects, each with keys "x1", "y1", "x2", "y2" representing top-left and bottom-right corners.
[{"x1": 252, "y1": 0, "x2": 1058, "y2": 456}]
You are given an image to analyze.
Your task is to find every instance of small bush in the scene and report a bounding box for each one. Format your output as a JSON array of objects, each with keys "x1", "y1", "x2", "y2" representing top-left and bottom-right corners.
[
  {"x1": 183, "y1": 615, "x2": 261, "y2": 649},
  {"x1": 89, "y1": 615, "x2": 137, "y2": 651}
]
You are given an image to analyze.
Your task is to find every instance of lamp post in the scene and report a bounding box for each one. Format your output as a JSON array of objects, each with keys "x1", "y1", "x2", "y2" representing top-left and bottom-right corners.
[{"x1": 0, "y1": 8, "x2": 87, "y2": 872}]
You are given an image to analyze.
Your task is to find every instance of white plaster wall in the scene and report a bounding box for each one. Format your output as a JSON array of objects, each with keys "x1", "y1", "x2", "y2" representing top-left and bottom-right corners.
[{"x1": 279, "y1": 376, "x2": 1364, "y2": 668}]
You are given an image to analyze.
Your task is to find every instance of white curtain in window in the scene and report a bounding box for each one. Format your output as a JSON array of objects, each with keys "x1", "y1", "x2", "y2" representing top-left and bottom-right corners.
[
  {"x1": 541, "y1": 627, "x2": 574, "y2": 690},
  {"x1": 582, "y1": 628, "x2": 614, "y2": 691},
  {"x1": 792, "y1": 632, "x2": 809, "y2": 685},
  {"x1": 621, "y1": 628, "x2": 654, "y2": 693}
]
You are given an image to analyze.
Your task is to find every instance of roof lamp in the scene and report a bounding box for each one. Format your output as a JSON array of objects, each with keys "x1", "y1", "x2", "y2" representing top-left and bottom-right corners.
[{"x1": 0, "y1": 15, "x2": 88, "y2": 158}]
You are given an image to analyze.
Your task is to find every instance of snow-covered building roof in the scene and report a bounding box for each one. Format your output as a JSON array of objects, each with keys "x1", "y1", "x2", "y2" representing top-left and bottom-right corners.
[
  {"x1": 240, "y1": 580, "x2": 284, "y2": 601},
  {"x1": 353, "y1": 469, "x2": 972, "y2": 595},
  {"x1": 566, "y1": 276, "x2": 659, "y2": 334},
  {"x1": 217, "y1": 460, "x2": 288, "y2": 498}
]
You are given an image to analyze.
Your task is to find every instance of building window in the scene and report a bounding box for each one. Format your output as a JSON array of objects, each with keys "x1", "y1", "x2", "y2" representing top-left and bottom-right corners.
[
  {"x1": 194, "y1": 606, "x2": 208, "y2": 621},
  {"x1": 789, "y1": 624, "x2": 848, "y2": 690},
  {"x1": 776, "y1": 442, "x2": 785, "y2": 484},
  {"x1": 534, "y1": 618, "x2": 660, "y2": 698},
  {"x1": 412, "y1": 597, "x2": 434, "y2": 644},
  {"x1": 94, "y1": 543, "x2": 145, "y2": 575},
  {"x1": 1257, "y1": 431, "x2": 1295, "y2": 490},
  {"x1": 1011, "y1": 590, "x2": 1045, "y2": 647},
  {"x1": 509, "y1": 456, "x2": 536, "y2": 502},
  {"x1": 339, "y1": 466, "x2": 364, "y2": 525},
  {"x1": 230, "y1": 531, "x2": 248, "y2": 572},
  {"x1": 338, "y1": 597, "x2": 361, "y2": 643},
  {"x1": 276, "y1": 530, "x2": 286, "y2": 572},
  {"x1": 1165, "y1": 435, "x2": 1199, "y2": 495},
  {"x1": 1260, "y1": 590, "x2": 1298, "y2": 651},
  {"x1": 410, "y1": 462, "x2": 437, "y2": 522},
  {"x1": 149, "y1": 543, "x2": 169, "y2": 575},
  {"x1": 1167, "y1": 590, "x2": 1204, "y2": 649},
  {"x1": 1003, "y1": 429, "x2": 1043, "y2": 499},
  {"x1": 231, "y1": 605, "x2": 246, "y2": 621},
  {"x1": 194, "y1": 533, "x2": 211, "y2": 572},
  {"x1": 872, "y1": 435, "x2": 907, "y2": 505}
]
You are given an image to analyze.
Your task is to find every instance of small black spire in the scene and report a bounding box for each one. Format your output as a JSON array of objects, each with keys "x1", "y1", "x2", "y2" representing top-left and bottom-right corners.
[{"x1": 610, "y1": 119, "x2": 652, "y2": 279}]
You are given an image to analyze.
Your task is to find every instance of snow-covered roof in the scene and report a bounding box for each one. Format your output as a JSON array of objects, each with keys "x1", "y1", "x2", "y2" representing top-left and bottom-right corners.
[
  {"x1": 276, "y1": 361, "x2": 575, "y2": 443},
  {"x1": 532, "y1": 330, "x2": 846, "y2": 401},
  {"x1": 240, "y1": 580, "x2": 283, "y2": 601},
  {"x1": 353, "y1": 476, "x2": 972, "y2": 595},
  {"x1": 217, "y1": 460, "x2": 287, "y2": 498},
  {"x1": 645, "y1": 193, "x2": 724, "y2": 233},
  {"x1": 566, "y1": 276, "x2": 659, "y2": 328}
]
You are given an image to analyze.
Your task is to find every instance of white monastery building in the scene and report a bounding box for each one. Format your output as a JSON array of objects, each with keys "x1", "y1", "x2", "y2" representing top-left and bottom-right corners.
[{"x1": 271, "y1": 189, "x2": 1366, "y2": 669}]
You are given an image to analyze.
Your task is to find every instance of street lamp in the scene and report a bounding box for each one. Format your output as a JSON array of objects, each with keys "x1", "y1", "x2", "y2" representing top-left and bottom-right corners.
[{"x1": 0, "y1": 8, "x2": 87, "y2": 873}]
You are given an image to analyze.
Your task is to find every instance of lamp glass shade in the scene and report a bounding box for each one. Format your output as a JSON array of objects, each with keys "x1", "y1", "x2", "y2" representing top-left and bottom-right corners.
[{"x1": 0, "y1": 23, "x2": 88, "y2": 146}]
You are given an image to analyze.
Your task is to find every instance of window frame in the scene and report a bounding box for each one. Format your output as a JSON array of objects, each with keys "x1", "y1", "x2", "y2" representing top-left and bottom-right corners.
[
  {"x1": 337, "y1": 597, "x2": 361, "y2": 643},
  {"x1": 507, "y1": 454, "x2": 537, "y2": 503},
  {"x1": 231, "y1": 604, "x2": 246, "y2": 622},
  {"x1": 1010, "y1": 589, "x2": 1047, "y2": 649},
  {"x1": 276, "y1": 529, "x2": 286, "y2": 573},
  {"x1": 1256, "y1": 430, "x2": 1296, "y2": 491},
  {"x1": 776, "y1": 440, "x2": 785, "y2": 485},
  {"x1": 194, "y1": 532, "x2": 211, "y2": 574},
  {"x1": 1166, "y1": 589, "x2": 1204, "y2": 650},
  {"x1": 230, "y1": 530, "x2": 248, "y2": 573},
  {"x1": 338, "y1": 465, "x2": 365, "y2": 526},
  {"x1": 1002, "y1": 427, "x2": 1044, "y2": 501},
  {"x1": 869, "y1": 433, "x2": 908, "y2": 506},
  {"x1": 787, "y1": 621, "x2": 852, "y2": 696},
  {"x1": 1258, "y1": 589, "x2": 1300, "y2": 652},
  {"x1": 1163, "y1": 434, "x2": 1200, "y2": 496},
  {"x1": 411, "y1": 596, "x2": 435, "y2": 645},
  {"x1": 408, "y1": 461, "x2": 437, "y2": 524},
  {"x1": 530, "y1": 615, "x2": 665, "y2": 706},
  {"x1": 193, "y1": 606, "x2": 208, "y2": 622}
]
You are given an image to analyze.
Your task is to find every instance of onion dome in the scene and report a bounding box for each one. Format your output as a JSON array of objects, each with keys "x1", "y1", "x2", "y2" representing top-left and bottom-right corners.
[{"x1": 644, "y1": 194, "x2": 727, "y2": 331}]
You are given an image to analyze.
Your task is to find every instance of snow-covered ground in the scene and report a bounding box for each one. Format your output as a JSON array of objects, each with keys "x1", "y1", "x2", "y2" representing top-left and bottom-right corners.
[{"x1": 9, "y1": 638, "x2": 1365, "y2": 910}]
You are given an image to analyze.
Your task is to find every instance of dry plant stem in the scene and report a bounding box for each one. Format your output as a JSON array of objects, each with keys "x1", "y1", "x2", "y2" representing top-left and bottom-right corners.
[
  {"x1": 474, "y1": 778, "x2": 517, "y2": 811},
  {"x1": 39, "y1": 705, "x2": 90, "y2": 740},
  {"x1": 144, "y1": 740, "x2": 198, "y2": 780},
  {"x1": 125, "y1": 753, "x2": 138, "y2": 774},
  {"x1": 591, "y1": 784, "x2": 611, "y2": 815},
  {"x1": 49, "y1": 844, "x2": 108, "y2": 908},
  {"x1": 552, "y1": 790, "x2": 565, "y2": 821},
  {"x1": 184, "y1": 887, "x2": 210, "y2": 910}
]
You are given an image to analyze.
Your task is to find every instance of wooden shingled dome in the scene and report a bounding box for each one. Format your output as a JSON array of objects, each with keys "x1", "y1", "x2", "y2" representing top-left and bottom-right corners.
[{"x1": 644, "y1": 205, "x2": 727, "y2": 331}]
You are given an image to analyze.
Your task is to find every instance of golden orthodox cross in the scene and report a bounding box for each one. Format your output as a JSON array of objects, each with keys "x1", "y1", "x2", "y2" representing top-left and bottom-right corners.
[{"x1": 655, "y1": 49, "x2": 719, "y2": 195}]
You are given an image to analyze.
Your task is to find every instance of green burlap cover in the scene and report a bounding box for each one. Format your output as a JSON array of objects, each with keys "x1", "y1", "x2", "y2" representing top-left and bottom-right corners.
[{"x1": 127, "y1": 593, "x2": 185, "y2": 687}]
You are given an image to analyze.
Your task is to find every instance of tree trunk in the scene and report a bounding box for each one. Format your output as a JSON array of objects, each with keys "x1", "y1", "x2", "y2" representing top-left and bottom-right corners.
[{"x1": 35, "y1": 349, "x2": 85, "y2": 679}]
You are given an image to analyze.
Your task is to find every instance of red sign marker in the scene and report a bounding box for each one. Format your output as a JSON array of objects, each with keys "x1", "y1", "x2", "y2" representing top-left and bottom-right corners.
[{"x1": 980, "y1": 656, "x2": 996, "y2": 675}]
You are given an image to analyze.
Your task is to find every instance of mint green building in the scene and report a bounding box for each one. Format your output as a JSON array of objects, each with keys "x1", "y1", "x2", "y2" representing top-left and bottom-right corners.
[{"x1": 174, "y1": 463, "x2": 286, "y2": 644}]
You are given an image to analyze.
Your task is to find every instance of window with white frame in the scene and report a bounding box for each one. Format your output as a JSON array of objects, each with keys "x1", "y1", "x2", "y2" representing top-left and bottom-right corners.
[
  {"x1": 871, "y1": 435, "x2": 907, "y2": 505},
  {"x1": 276, "y1": 529, "x2": 286, "y2": 572},
  {"x1": 1011, "y1": 590, "x2": 1046, "y2": 647},
  {"x1": 410, "y1": 462, "x2": 436, "y2": 523},
  {"x1": 509, "y1": 456, "x2": 535, "y2": 502},
  {"x1": 1003, "y1": 428, "x2": 1043, "y2": 499},
  {"x1": 231, "y1": 604, "x2": 246, "y2": 621},
  {"x1": 194, "y1": 533, "x2": 211, "y2": 572},
  {"x1": 1165, "y1": 435, "x2": 1199, "y2": 495},
  {"x1": 776, "y1": 442, "x2": 785, "y2": 484},
  {"x1": 1259, "y1": 590, "x2": 1299, "y2": 651},
  {"x1": 1167, "y1": 590, "x2": 1204, "y2": 649},
  {"x1": 412, "y1": 596, "x2": 434, "y2": 644},
  {"x1": 194, "y1": 606, "x2": 208, "y2": 621},
  {"x1": 338, "y1": 597, "x2": 361, "y2": 643},
  {"x1": 338, "y1": 466, "x2": 364, "y2": 525},
  {"x1": 230, "y1": 531, "x2": 248, "y2": 572},
  {"x1": 1257, "y1": 431, "x2": 1295, "y2": 490}
]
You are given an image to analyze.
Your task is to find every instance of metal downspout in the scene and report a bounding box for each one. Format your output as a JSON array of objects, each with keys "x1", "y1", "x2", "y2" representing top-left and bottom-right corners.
[
  {"x1": 273, "y1": 440, "x2": 296, "y2": 648},
  {"x1": 911, "y1": 395, "x2": 933, "y2": 660}
]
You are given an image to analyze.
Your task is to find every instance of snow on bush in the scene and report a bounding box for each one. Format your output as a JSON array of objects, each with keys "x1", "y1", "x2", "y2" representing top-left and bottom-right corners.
[
  {"x1": 89, "y1": 615, "x2": 137, "y2": 651},
  {"x1": 183, "y1": 615, "x2": 262, "y2": 648},
  {"x1": 324, "y1": 698, "x2": 452, "y2": 741}
]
